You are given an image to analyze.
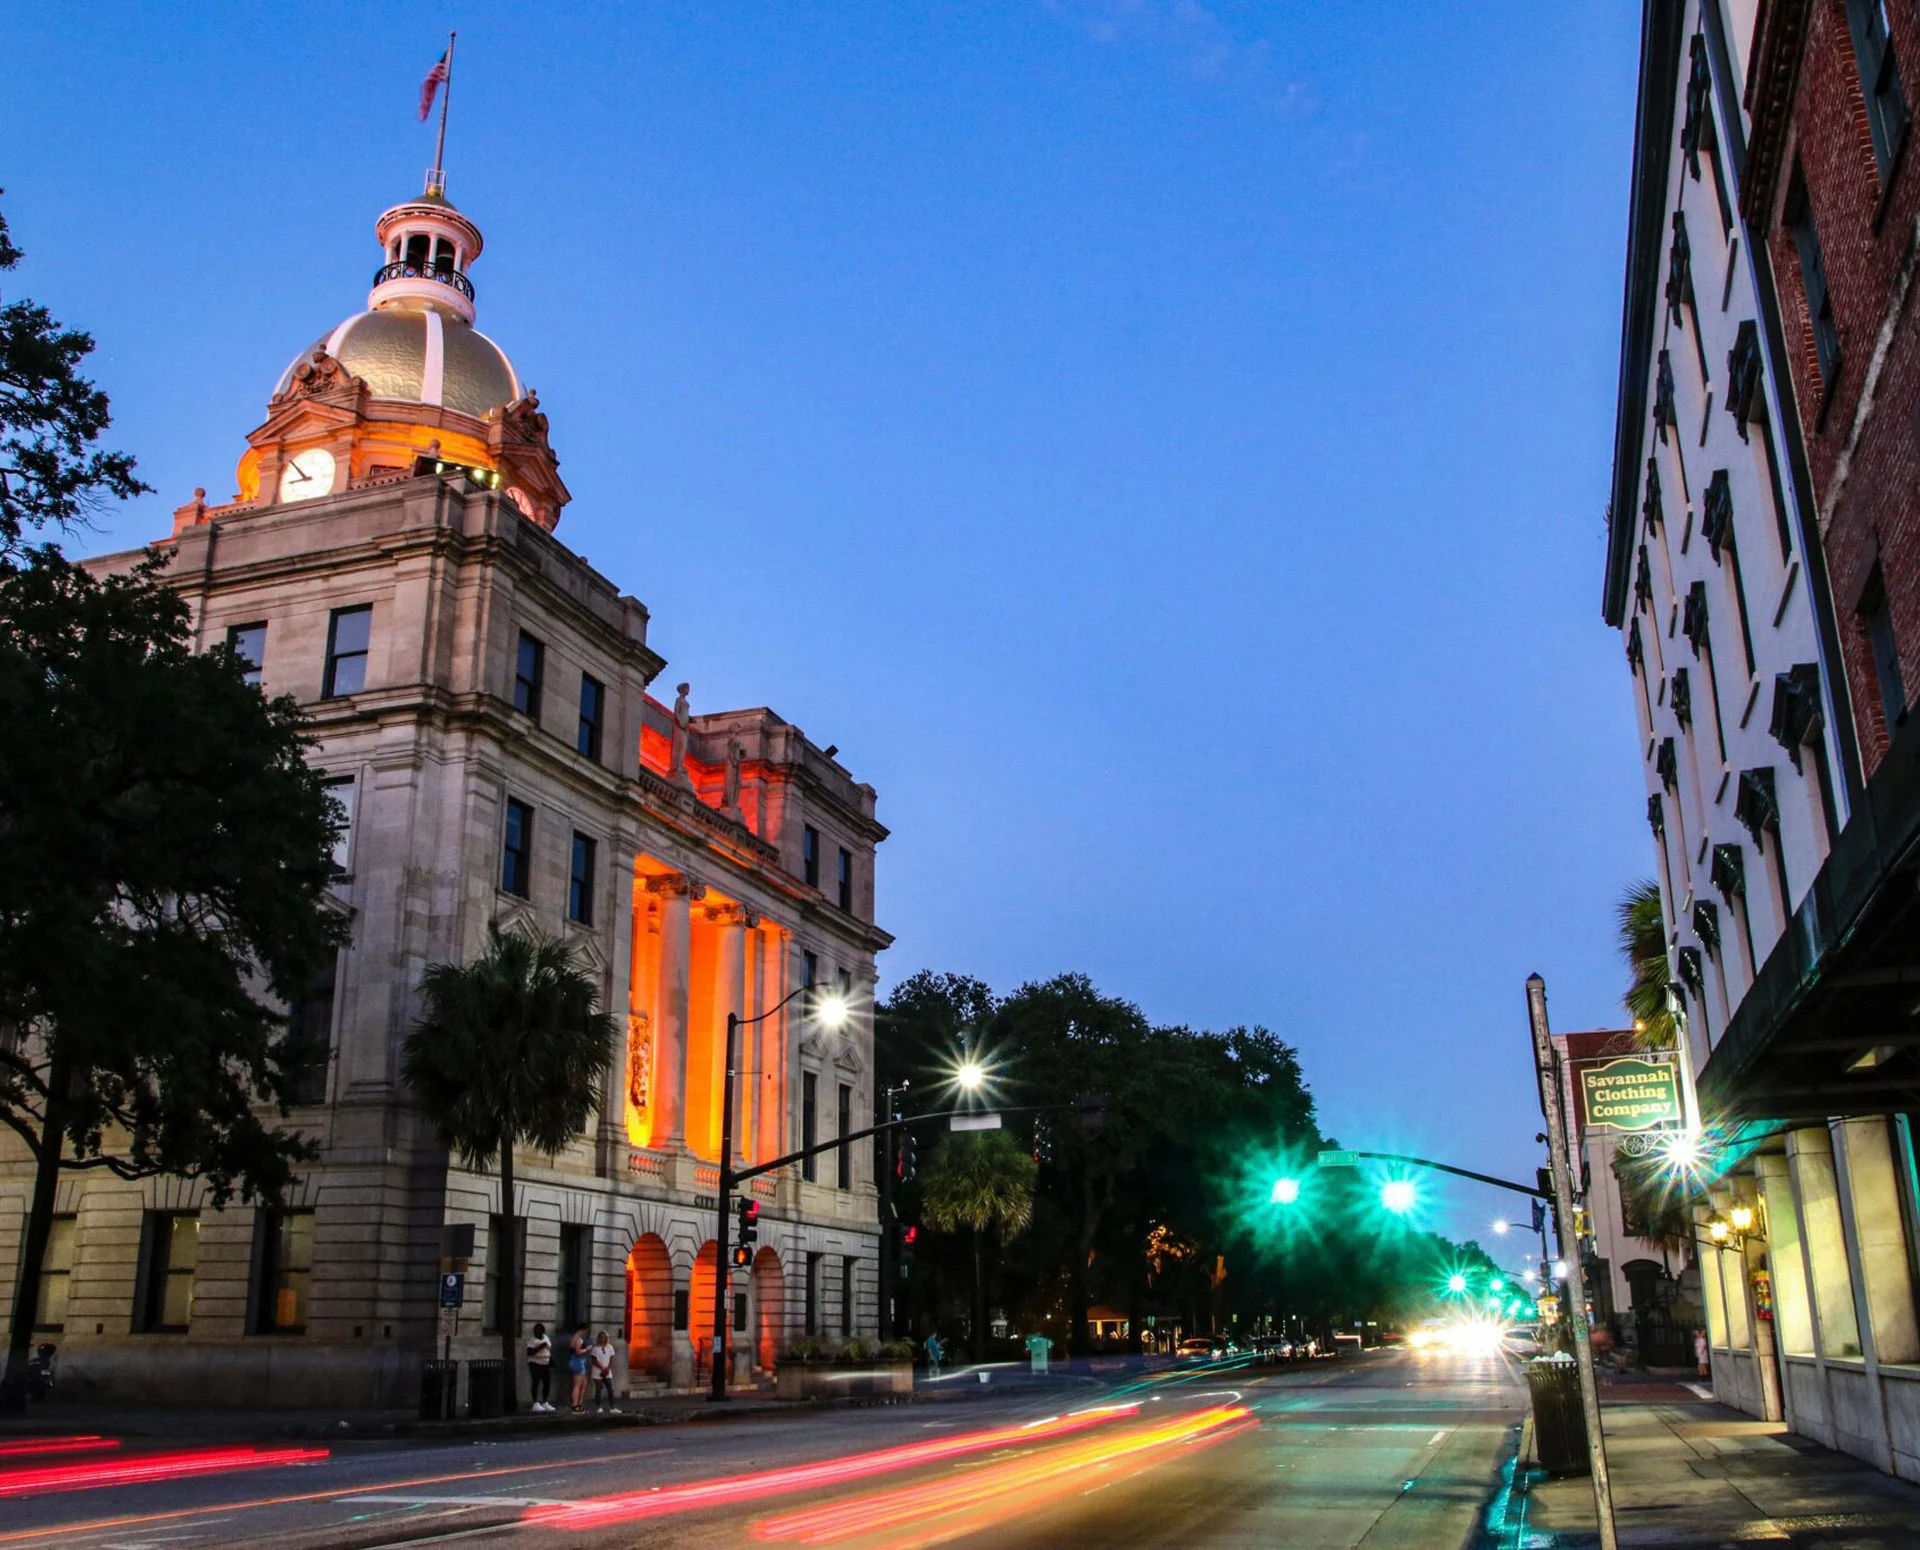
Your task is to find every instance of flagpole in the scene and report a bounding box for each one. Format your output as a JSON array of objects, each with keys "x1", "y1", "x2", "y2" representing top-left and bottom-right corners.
[{"x1": 431, "y1": 31, "x2": 456, "y2": 193}]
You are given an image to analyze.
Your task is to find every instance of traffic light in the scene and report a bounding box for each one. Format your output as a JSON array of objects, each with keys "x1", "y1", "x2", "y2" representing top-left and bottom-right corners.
[
  {"x1": 737, "y1": 1196, "x2": 759, "y2": 1249},
  {"x1": 897, "y1": 1131, "x2": 918, "y2": 1185},
  {"x1": 732, "y1": 1245, "x2": 752, "y2": 1267},
  {"x1": 899, "y1": 1224, "x2": 918, "y2": 1281}
]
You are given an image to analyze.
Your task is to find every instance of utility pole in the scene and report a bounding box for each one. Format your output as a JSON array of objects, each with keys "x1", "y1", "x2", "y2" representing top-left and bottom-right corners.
[
  {"x1": 876, "y1": 1080, "x2": 907, "y2": 1340},
  {"x1": 1528, "y1": 973, "x2": 1618, "y2": 1550}
]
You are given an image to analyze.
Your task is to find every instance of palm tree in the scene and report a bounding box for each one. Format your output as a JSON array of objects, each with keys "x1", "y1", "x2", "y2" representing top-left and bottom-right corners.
[
  {"x1": 921, "y1": 1130, "x2": 1036, "y2": 1353},
  {"x1": 1617, "y1": 879, "x2": 1679, "y2": 1051},
  {"x1": 403, "y1": 924, "x2": 617, "y2": 1403}
]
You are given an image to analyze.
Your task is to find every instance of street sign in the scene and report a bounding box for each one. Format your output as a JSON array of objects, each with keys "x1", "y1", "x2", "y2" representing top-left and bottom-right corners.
[
  {"x1": 1316, "y1": 1150, "x2": 1359, "y2": 1167},
  {"x1": 1578, "y1": 1057, "x2": 1682, "y2": 1132},
  {"x1": 439, "y1": 1272, "x2": 465, "y2": 1309},
  {"x1": 951, "y1": 1113, "x2": 1003, "y2": 1132}
]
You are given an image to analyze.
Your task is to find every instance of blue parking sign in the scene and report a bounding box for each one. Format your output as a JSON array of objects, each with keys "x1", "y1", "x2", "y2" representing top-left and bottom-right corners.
[{"x1": 440, "y1": 1272, "x2": 465, "y2": 1309}]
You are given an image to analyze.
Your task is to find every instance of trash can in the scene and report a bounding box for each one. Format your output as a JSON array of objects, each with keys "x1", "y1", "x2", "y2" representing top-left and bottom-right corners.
[
  {"x1": 1526, "y1": 1356, "x2": 1590, "y2": 1477},
  {"x1": 467, "y1": 1358, "x2": 509, "y2": 1419},
  {"x1": 419, "y1": 1359, "x2": 458, "y2": 1421}
]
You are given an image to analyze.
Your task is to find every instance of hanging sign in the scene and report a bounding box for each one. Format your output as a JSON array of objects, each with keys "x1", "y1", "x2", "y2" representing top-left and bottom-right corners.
[{"x1": 1578, "y1": 1057, "x2": 1682, "y2": 1131}]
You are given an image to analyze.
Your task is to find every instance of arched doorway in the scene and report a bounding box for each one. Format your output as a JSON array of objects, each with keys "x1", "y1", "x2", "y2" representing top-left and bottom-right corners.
[
  {"x1": 689, "y1": 1242, "x2": 722, "y2": 1384},
  {"x1": 754, "y1": 1246, "x2": 784, "y2": 1372},
  {"x1": 625, "y1": 1235, "x2": 672, "y2": 1382}
]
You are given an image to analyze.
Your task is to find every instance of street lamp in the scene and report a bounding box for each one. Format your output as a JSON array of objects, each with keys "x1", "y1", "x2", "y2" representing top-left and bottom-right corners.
[
  {"x1": 1380, "y1": 1179, "x2": 1417, "y2": 1214},
  {"x1": 1447, "y1": 1273, "x2": 1467, "y2": 1294},
  {"x1": 711, "y1": 985, "x2": 849, "y2": 1401},
  {"x1": 1272, "y1": 1177, "x2": 1301, "y2": 1205},
  {"x1": 1492, "y1": 1219, "x2": 1510, "y2": 1235},
  {"x1": 956, "y1": 1059, "x2": 986, "y2": 1092}
]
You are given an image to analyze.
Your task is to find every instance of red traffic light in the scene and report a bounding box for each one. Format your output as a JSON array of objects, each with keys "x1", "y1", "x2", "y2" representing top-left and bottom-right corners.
[
  {"x1": 902, "y1": 1226, "x2": 918, "y2": 1245},
  {"x1": 738, "y1": 1199, "x2": 760, "y2": 1221}
]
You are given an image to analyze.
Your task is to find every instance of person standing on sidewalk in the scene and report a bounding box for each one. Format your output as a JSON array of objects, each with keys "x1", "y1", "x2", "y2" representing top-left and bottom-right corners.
[
  {"x1": 590, "y1": 1330, "x2": 620, "y2": 1413},
  {"x1": 568, "y1": 1324, "x2": 591, "y2": 1412},
  {"x1": 525, "y1": 1322, "x2": 553, "y2": 1412},
  {"x1": 924, "y1": 1331, "x2": 944, "y2": 1381},
  {"x1": 1694, "y1": 1328, "x2": 1710, "y2": 1380}
]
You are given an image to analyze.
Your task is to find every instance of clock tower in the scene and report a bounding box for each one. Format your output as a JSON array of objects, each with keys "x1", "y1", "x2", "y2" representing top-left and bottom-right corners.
[{"x1": 176, "y1": 180, "x2": 569, "y2": 534}]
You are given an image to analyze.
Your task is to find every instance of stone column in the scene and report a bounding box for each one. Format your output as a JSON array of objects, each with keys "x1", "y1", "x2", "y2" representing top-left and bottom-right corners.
[
  {"x1": 645, "y1": 874, "x2": 698, "y2": 1151},
  {"x1": 1755, "y1": 1153, "x2": 1816, "y2": 1358},
  {"x1": 1834, "y1": 1117, "x2": 1920, "y2": 1367},
  {"x1": 1786, "y1": 1126, "x2": 1863, "y2": 1359},
  {"x1": 711, "y1": 904, "x2": 751, "y2": 1169},
  {"x1": 757, "y1": 927, "x2": 789, "y2": 1165}
]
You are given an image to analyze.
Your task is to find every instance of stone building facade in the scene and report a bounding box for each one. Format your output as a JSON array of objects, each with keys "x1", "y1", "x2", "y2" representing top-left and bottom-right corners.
[
  {"x1": 1606, "y1": 0, "x2": 1920, "y2": 1483},
  {"x1": 0, "y1": 181, "x2": 891, "y2": 1406}
]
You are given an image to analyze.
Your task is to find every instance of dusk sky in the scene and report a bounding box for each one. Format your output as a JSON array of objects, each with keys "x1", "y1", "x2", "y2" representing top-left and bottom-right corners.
[{"x1": 3, "y1": 3, "x2": 1646, "y2": 1244}]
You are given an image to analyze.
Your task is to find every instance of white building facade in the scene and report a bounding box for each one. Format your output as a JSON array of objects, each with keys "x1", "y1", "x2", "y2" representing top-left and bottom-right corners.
[
  {"x1": 1606, "y1": 0, "x2": 1920, "y2": 1480},
  {"x1": 0, "y1": 181, "x2": 891, "y2": 1406}
]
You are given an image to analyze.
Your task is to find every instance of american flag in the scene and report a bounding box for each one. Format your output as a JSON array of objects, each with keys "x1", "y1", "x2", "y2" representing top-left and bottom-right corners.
[{"x1": 418, "y1": 51, "x2": 450, "y2": 122}]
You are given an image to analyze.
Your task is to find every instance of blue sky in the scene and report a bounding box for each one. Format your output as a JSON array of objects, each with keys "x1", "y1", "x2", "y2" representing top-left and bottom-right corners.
[{"x1": 2, "y1": 2, "x2": 1646, "y2": 1241}]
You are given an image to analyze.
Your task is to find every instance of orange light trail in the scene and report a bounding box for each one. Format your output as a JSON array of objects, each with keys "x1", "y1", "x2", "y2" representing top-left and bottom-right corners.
[
  {"x1": 0, "y1": 1446, "x2": 328, "y2": 1500},
  {"x1": 751, "y1": 1404, "x2": 1254, "y2": 1546},
  {"x1": 526, "y1": 1407, "x2": 1140, "y2": 1532}
]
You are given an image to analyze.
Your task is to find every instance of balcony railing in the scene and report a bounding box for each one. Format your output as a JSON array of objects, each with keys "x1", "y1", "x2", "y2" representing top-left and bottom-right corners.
[{"x1": 371, "y1": 260, "x2": 474, "y2": 301}]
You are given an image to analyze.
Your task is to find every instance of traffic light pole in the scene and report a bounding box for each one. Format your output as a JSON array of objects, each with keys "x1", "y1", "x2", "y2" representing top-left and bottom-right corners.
[{"x1": 709, "y1": 1094, "x2": 1103, "y2": 1400}]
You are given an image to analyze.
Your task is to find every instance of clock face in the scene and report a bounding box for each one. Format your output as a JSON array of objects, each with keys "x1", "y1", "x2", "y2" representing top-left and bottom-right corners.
[
  {"x1": 278, "y1": 447, "x2": 337, "y2": 503},
  {"x1": 505, "y1": 486, "x2": 533, "y2": 518}
]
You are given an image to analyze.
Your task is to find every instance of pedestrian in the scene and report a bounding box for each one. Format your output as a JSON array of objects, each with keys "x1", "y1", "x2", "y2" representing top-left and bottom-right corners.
[
  {"x1": 525, "y1": 1321, "x2": 553, "y2": 1412},
  {"x1": 1694, "y1": 1327, "x2": 1710, "y2": 1380},
  {"x1": 923, "y1": 1330, "x2": 944, "y2": 1381},
  {"x1": 590, "y1": 1329, "x2": 620, "y2": 1413},
  {"x1": 568, "y1": 1323, "x2": 591, "y2": 1413}
]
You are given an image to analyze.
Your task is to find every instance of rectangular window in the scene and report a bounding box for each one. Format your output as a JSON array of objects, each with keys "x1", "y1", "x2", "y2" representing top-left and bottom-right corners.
[
  {"x1": 841, "y1": 1255, "x2": 856, "y2": 1337},
  {"x1": 1847, "y1": 0, "x2": 1910, "y2": 180},
  {"x1": 501, "y1": 798, "x2": 534, "y2": 897},
  {"x1": 805, "y1": 1251, "x2": 823, "y2": 1336},
  {"x1": 837, "y1": 1082, "x2": 853, "y2": 1190},
  {"x1": 253, "y1": 1209, "x2": 314, "y2": 1334},
  {"x1": 284, "y1": 956, "x2": 337, "y2": 1106},
  {"x1": 226, "y1": 622, "x2": 267, "y2": 688},
  {"x1": 802, "y1": 825, "x2": 820, "y2": 887},
  {"x1": 32, "y1": 1215, "x2": 76, "y2": 1332},
  {"x1": 1788, "y1": 176, "x2": 1841, "y2": 383},
  {"x1": 1864, "y1": 567, "x2": 1907, "y2": 731},
  {"x1": 568, "y1": 832, "x2": 597, "y2": 926},
  {"x1": 557, "y1": 1224, "x2": 591, "y2": 1334},
  {"x1": 514, "y1": 632, "x2": 545, "y2": 720},
  {"x1": 322, "y1": 775, "x2": 356, "y2": 876},
  {"x1": 137, "y1": 1212, "x2": 199, "y2": 1333},
  {"x1": 577, "y1": 674, "x2": 605, "y2": 762},
  {"x1": 802, "y1": 1072, "x2": 819, "y2": 1182},
  {"x1": 483, "y1": 1214, "x2": 527, "y2": 1335},
  {"x1": 322, "y1": 605, "x2": 372, "y2": 698},
  {"x1": 803, "y1": 950, "x2": 818, "y2": 991},
  {"x1": 837, "y1": 848, "x2": 853, "y2": 912}
]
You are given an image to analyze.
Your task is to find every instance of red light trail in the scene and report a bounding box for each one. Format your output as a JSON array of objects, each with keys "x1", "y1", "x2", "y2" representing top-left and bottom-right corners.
[
  {"x1": 0, "y1": 1440, "x2": 117, "y2": 1461},
  {"x1": 0, "y1": 1446, "x2": 328, "y2": 1500}
]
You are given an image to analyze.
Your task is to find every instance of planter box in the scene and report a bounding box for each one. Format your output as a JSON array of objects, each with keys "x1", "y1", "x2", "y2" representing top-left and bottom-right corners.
[{"x1": 777, "y1": 1359, "x2": 913, "y2": 1401}]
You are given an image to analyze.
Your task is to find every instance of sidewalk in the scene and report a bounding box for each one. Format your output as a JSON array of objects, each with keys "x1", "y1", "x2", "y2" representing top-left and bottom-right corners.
[{"x1": 1511, "y1": 1387, "x2": 1920, "y2": 1546}]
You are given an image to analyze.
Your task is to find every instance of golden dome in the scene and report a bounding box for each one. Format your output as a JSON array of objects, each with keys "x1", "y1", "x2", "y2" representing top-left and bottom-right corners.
[{"x1": 275, "y1": 309, "x2": 521, "y2": 420}]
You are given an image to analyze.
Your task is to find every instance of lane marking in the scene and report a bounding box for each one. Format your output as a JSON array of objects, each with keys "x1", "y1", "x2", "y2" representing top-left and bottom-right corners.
[{"x1": 1429, "y1": 1429, "x2": 1449, "y2": 1446}]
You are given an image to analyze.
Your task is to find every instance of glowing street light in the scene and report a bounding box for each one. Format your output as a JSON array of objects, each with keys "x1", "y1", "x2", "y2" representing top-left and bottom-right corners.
[
  {"x1": 1492, "y1": 1219, "x2": 1510, "y2": 1235},
  {"x1": 1490, "y1": 1278, "x2": 1504, "y2": 1293},
  {"x1": 1271, "y1": 1177, "x2": 1301, "y2": 1205},
  {"x1": 1446, "y1": 1273, "x2": 1468, "y2": 1294},
  {"x1": 955, "y1": 1060, "x2": 986, "y2": 1092},
  {"x1": 1380, "y1": 1179, "x2": 1417, "y2": 1214},
  {"x1": 815, "y1": 993, "x2": 851, "y2": 1031}
]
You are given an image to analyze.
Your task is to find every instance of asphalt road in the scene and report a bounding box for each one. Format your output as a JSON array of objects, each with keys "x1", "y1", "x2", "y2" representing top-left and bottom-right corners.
[{"x1": 0, "y1": 1348, "x2": 1531, "y2": 1549}]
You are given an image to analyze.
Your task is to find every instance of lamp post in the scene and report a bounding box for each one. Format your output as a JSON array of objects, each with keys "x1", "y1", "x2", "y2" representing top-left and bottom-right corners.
[
  {"x1": 711, "y1": 985, "x2": 847, "y2": 1402},
  {"x1": 877, "y1": 1077, "x2": 909, "y2": 1341}
]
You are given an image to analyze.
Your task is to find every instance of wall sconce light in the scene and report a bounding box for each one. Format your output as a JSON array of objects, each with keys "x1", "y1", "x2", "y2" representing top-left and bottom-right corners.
[
  {"x1": 1729, "y1": 1204, "x2": 1755, "y2": 1233},
  {"x1": 1708, "y1": 1218, "x2": 1731, "y2": 1242}
]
